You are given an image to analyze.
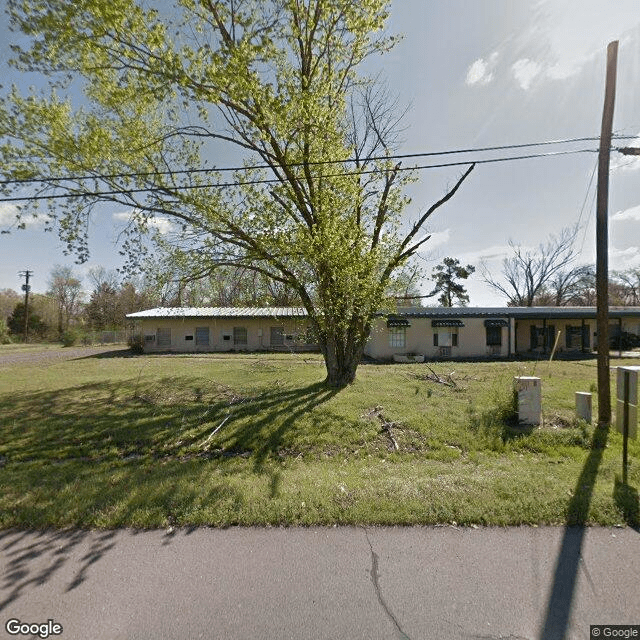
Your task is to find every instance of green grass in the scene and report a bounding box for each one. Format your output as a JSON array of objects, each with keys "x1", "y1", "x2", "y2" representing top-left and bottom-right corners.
[{"x1": 1, "y1": 347, "x2": 639, "y2": 528}]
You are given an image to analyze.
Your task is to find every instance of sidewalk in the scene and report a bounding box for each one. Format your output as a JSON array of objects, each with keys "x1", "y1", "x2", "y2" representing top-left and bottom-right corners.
[{"x1": 1, "y1": 526, "x2": 638, "y2": 640}]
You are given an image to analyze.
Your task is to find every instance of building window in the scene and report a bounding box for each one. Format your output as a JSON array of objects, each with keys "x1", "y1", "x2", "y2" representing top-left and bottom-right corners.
[
  {"x1": 389, "y1": 327, "x2": 406, "y2": 348},
  {"x1": 157, "y1": 327, "x2": 171, "y2": 347},
  {"x1": 434, "y1": 329, "x2": 458, "y2": 347},
  {"x1": 486, "y1": 326, "x2": 502, "y2": 346},
  {"x1": 196, "y1": 327, "x2": 210, "y2": 346},
  {"x1": 233, "y1": 326, "x2": 248, "y2": 347}
]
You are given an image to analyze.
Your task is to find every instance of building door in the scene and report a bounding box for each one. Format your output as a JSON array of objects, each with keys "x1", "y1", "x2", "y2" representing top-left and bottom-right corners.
[
  {"x1": 157, "y1": 327, "x2": 171, "y2": 347},
  {"x1": 195, "y1": 327, "x2": 210, "y2": 346},
  {"x1": 270, "y1": 326, "x2": 284, "y2": 347}
]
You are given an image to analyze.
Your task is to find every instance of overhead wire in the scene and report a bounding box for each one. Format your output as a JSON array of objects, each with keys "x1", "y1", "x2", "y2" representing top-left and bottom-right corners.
[
  {"x1": 0, "y1": 134, "x2": 635, "y2": 188},
  {"x1": 0, "y1": 147, "x2": 602, "y2": 203}
]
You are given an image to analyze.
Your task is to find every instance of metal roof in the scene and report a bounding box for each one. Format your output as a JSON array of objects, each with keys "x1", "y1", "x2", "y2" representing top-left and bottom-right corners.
[
  {"x1": 126, "y1": 307, "x2": 308, "y2": 319},
  {"x1": 394, "y1": 306, "x2": 640, "y2": 319},
  {"x1": 126, "y1": 305, "x2": 640, "y2": 321}
]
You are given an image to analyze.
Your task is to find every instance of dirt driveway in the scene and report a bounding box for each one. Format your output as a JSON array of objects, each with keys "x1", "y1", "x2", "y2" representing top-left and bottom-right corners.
[{"x1": 0, "y1": 344, "x2": 130, "y2": 367}]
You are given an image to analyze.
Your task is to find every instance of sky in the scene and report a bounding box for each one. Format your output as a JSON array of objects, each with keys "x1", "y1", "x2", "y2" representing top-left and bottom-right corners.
[{"x1": 1, "y1": 0, "x2": 639, "y2": 305}]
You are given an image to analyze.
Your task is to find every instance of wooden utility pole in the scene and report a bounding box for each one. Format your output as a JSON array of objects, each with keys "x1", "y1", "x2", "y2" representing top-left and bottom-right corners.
[
  {"x1": 596, "y1": 41, "x2": 618, "y2": 427},
  {"x1": 18, "y1": 270, "x2": 33, "y2": 343}
]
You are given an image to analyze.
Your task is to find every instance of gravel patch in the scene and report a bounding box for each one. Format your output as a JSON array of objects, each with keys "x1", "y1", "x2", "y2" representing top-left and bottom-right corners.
[{"x1": 0, "y1": 344, "x2": 131, "y2": 367}]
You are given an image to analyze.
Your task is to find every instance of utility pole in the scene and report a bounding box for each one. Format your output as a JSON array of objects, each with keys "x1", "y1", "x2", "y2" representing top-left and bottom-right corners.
[
  {"x1": 18, "y1": 270, "x2": 33, "y2": 343},
  {"x1": 596, "y1": 41, "x2": 618, "y2": 428}
]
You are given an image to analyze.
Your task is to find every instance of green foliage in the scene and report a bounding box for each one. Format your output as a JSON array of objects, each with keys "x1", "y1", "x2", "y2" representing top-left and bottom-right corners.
[
  {"x1": 7, "y1": 303, "x2": 48, "y2": 339},
  {"x1": 0, "y1": 0, "x2": 474, "y2": 386},
  {"x1": 61, "y1": 330, "x2": 79, "y2": 347},
  {"x1": 0, "y1": 319, "x2": 12, "y2": 344},
  {"x1": 127, "y1": 333, "x2": 145, "y2": 354},
  {"x1": 430, "y1": 257, "x2": 475, "y2": 307}
]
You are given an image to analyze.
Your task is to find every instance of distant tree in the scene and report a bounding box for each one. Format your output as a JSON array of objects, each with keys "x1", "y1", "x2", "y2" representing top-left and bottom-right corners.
[
  {"x1": 142, "y1": 259, "x2": 303, "y2": 308},
  {"x1": 429, "y1": 257, "x2": 475, "y2": 307},
  {"x1": 481, "y1": 226, "x2": 579, "y2": 306},
  {"x1": 85, "y1": 282, "x2": 120, "y2": 329},
  {"x1": 85, "y1": 267, "x2": 154, "y2": 329},
  {"x1": 533, "y1": 265, "x2": 596, "y2": 306},
  {"x1": 0, "y1": 318, "x2": 11, "y2": 344},
  {"x1": 611, "y1": 270, "x2": 640, "y2": 305},
  {"x1": 387, "y1": 262, "x2": 427, "y2": 307},
  {"x1": 7, "y1": 303, "x2": 47, "y2": 339},
  {"x1": 47, "y1": 265, "x2": 84, "y2": 336},
  {"x1": 0, "y1": 288, "x2": 21, "y2": 323}
]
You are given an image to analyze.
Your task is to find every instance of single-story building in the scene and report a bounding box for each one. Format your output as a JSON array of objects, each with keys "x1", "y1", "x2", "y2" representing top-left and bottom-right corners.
[
  {"x1": 126, "y1": 306, "x2": 640, "y2": 359},
  {"x1": 366, "y1": 306, "x2": 640, "y2": 360},
  {"x1": 126, "y1": 307, "x2": 315, "y2": 352}
]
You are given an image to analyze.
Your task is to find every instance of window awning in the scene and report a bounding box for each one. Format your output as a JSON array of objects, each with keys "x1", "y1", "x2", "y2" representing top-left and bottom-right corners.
[
  {"x1": 387, "y1": 316, "x2": 410, "y2": 328},
  {"x1": 431, "y1": 319, "x2": 464, "y2": 327},
  {"x1": 484, "y1": 319, "x2": 509, "y2": 327}
]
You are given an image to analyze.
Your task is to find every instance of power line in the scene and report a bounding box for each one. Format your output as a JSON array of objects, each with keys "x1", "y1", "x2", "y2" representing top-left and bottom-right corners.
[
  {"x1": 0, "y1": 135, "x2": 633, "y2": 187},
  {"x1": 0, "y1": 147, "x2": 599, "y2": 203}
]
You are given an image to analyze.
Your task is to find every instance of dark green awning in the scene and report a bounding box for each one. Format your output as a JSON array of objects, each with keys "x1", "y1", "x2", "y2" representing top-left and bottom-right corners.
[
  {"x1": 484, "y1": 319, "x2": 509, "y2": 327},
  {"x1": 431, "y1": 319, "x2": 464, "y2": 327},
  {"x1": 387, "y1": 316, "x2": 411, "y2": 328}
]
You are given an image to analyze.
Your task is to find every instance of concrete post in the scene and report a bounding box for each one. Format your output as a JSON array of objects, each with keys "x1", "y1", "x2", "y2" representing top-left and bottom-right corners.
[
  {"x1": 514, "y1": 377, "x2": 542, "y2": 426},
  {"x1": 575, "y1": 392, "x2": 592, "y2": 423}
]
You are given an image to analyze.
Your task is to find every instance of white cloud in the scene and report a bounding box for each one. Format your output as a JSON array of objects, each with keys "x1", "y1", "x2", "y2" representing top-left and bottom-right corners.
[
  {"x1": 612, "y1": 205, "x2": 640, "y2": 222},
  {"x1": 112, "y1": 209, "x2": 173, "y2": 235},
  {"x1": 465, "y1": 52, "x2": 498, "y2": 86},
  {"x1": 457, "y1": 243, "x2": 514, "y2": 265},
  {"x1": 610, "y1": 245, "x2": 640, "y2": 270},
  {"x1": 426, "y1": 229, "x2": 450, "y2": 248},
  {"x1": 0, "y1": 204, "x2": 20, "y2": 226},
  {"x1": 0, "y1": 203, "x2": 52, "y2": 229},
  {"x1": 511, "y1": 58, "x2": 542, "y2": 90},
  {"x1": 611, "y1": 133, "x2": 640, "y2": 173}
]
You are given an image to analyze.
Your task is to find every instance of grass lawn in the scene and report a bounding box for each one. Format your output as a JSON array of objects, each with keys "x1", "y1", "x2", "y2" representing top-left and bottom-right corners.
[{"x1": 1, "y1": 346, "x2": 638, "y2": 528}]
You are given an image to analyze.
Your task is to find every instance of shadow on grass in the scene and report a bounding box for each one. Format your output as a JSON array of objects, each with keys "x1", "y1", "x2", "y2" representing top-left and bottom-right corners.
[
  {"x1": 72, "y1": 348, "x2": 136, "y2": 359},
  {"x1": 0, "y1": 376, "x2": 339, "y2": 465},
  {"x1": 539, "y1": 426, "x2": 611, "y2": 640},
  {"x1": 0, "y1": 375, "x2": 344, "y2": 530},
  {"x1": 614, "y1": 476, "x2": 640, "y2": 530}
]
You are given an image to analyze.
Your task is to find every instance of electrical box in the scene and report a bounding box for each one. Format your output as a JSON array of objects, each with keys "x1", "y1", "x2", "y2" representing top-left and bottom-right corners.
[
  {"x1": 514, "y1": 376, "x2": 541, "y2": 426},
  {"x1": 575, "y1": 392, "x2": 592, "y2": 423},
  {"x1": 616, "y1": 366, "x2": 639, "y2": 439}
]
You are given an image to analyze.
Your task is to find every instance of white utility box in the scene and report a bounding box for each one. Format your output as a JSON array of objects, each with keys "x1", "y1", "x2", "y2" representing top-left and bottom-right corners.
[
  {"x1": 575, "y1": 392, "x2": 592, "y2": 423},
  {"x1": 514, "y1": 376, "x2": 542, "y2": 426},
  {"x1": 616, "y1": 366, "x2": 640, "y2": 439}
]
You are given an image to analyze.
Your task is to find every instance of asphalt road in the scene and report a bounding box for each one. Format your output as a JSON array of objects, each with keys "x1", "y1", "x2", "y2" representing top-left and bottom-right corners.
[{"x1": 1, "y1": 526, "x2": 639, "y2": 640}]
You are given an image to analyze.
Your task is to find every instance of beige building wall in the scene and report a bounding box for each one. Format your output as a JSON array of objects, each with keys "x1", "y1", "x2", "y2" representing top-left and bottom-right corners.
[
  {"x1": 135, "y1": 316, "x2": 315, "y2": 353},
  {"x1": 364, "y1": 317, "x2": 513, "y2": 360}
]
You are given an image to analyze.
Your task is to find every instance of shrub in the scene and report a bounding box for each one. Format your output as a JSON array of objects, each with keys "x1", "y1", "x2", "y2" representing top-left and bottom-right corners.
[
  {"x1": 128, "y1": 334, "x2": 144, "y2": 354},
  {"x1": 0, "y1": 319, "x2": 12, "y2": 344},
  {"x1": 61, "y1": 330, "x2": 79, "y2": 347}
]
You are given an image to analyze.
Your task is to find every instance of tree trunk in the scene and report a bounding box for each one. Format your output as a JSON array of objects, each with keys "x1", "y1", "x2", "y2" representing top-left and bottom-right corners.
[{"x1": 318, "y1": 327, "x2": 368, "y2": 388}]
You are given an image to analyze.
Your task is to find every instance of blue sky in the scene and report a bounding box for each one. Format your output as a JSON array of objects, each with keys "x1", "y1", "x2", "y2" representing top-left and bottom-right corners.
[{"x1": 1, "y1": 0, "x2": 639, "y2": 304}]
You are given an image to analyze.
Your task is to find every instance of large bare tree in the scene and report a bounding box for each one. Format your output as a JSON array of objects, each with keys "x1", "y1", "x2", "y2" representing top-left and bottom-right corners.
[
  {"x1": 0, "y1": 0, "x2": 473, "y2": 386},
  {"x1": 481, "y1": 226, "x2": 581, "y2": 307}
]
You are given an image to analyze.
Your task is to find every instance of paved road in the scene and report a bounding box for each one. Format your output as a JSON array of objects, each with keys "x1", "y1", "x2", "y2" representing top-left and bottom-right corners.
[{"x1": 1, "y1": 526, "x2": 638, "y2": 640}]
